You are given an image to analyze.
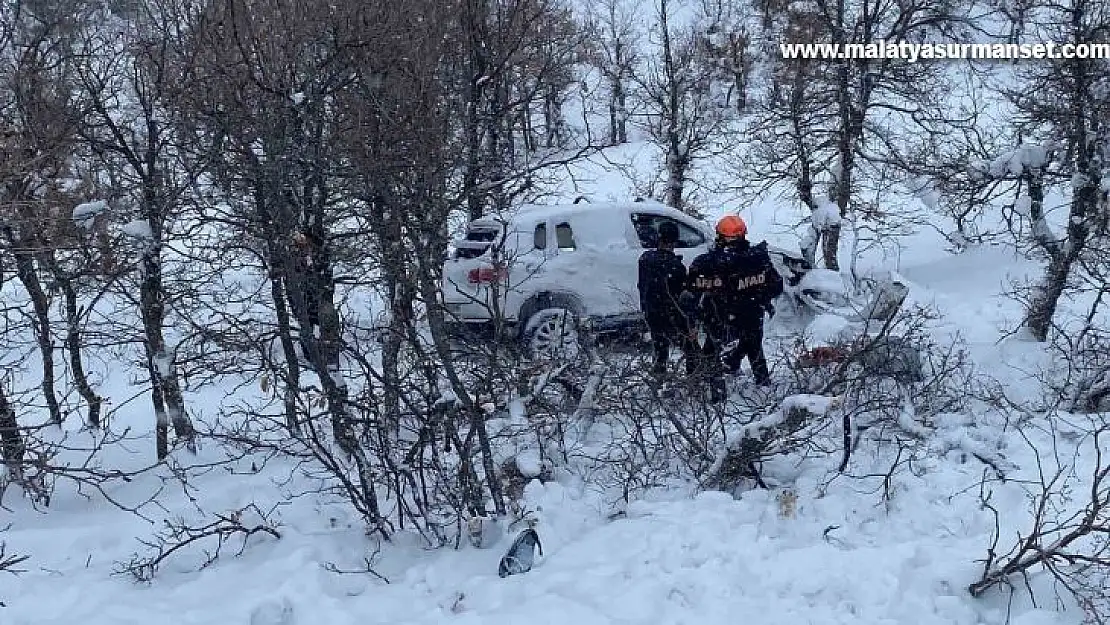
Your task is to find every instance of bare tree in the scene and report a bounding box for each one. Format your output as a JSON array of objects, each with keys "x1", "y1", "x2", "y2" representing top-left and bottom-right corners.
[
  {"x1": 73, "y1": 0, "x2": 198, "y2": 459},
  {"x1": 696, "y1": 0, "x2": 754, "y2": 112},
  {"x1": 1005, "y1": 0, "x2": 1110, "y2": 342},
  {"x1": 753, "y1": 0, "x2": 962, "y2": 270},
  {"x1": 0, "y1": 0, "x2": 85, "y2": 426},
  {"x1": 742, "y1": 7, "x2": 832, "y2": 264},
  {"x1": 457, "y1": 0, "x2": 588, "y2": 219},
  {"x1": 970, "y1": 418, "x2": 1110, "y2": 622},
  {"x1": 636, "y1": 0, "x2": 734, "y2": 213},
  {"x1": 586, "y1": 0, "x2": 642, "y2": 145}
]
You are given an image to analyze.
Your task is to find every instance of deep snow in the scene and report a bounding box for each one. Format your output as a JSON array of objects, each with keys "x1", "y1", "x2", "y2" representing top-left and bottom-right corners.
[{"x1": 1, "y1": 143, "x2": 1097, "y2": 625}]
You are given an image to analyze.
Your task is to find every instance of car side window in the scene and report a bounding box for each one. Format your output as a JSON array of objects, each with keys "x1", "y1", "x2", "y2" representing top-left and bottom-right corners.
[
  {"x1": 630, "y1": 213, "x2": 706, "y2": 249},
  {"x1": 533, "y1": 223, "x2": 547, "y2": 250},
  {"x1": 634, "y1": 223, "x2": 658, "y2": 248},
  {"x1": 555, "y1": 222, "x2": 576, "y2": 251},
  {"x1": 673, "y1": 221, "x2": 706, "y2": 248},
  {"x1": 631, "y1": 213, "x2": 655, "y2": 247}
]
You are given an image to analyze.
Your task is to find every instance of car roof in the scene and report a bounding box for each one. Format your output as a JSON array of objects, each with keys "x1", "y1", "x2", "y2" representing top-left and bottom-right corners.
[{"x1": 468, "y1": 200, "x2": 702, "y2": 229}]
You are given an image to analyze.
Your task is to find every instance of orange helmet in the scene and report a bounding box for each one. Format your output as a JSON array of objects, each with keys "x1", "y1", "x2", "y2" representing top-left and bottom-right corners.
[{"x1": 715, "y1": 215, "x2": 747, "y2": 239}]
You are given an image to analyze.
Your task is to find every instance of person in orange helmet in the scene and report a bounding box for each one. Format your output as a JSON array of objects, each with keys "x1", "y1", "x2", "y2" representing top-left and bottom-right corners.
[{"x1": 684, "y1": 214, "x2": 783, "y2": 400}]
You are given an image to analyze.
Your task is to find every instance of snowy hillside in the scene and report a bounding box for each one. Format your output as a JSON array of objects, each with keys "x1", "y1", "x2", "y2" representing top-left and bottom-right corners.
[
  {"x1": 3, "y1": 157, "x2": 1102, "y2": 624},
  {"x1": 5, "y1": 0, "x2": 1110, "y2": 623}
]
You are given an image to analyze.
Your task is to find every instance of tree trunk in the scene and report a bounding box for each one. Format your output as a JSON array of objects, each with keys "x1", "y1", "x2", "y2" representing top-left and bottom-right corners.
[
  {"x1": 58, "y1": 277, "x2": 102, "y2": 428},
  {"x1": 472, "y1": 406, "x2": 506, "y2": 515},
  {"x1": 464, "y1": 0, "x2": 490, "y2": 221},
  {"x1": 609, "y1": 85, "x2": 625, "y2": 144},
  {"x1": 256, "y1": 179, "x2": 302, "y2": 434},
  {"x1": 821, "y1": 224, "x2": 842, "y2": 270},
  {"x1": 730, "y1": 34, "x2": 749, "y2": 112},
  {"x1": 465, "y1": 88, "x2": 485, "y2": 221},
  {"x1": 1025, "y1": 253, "x2": 1073, "y2": 342},
  {"x1": 485, "y1": 75, "x2": 510, "y2": 214},
  {"x1": 610, "y1": 62, "x2": 628, "y2": 144},
  {"x1": 660, "y1": 0, "x2": 685, "y2": 212},
  {"x1": 544, "y1": 83, "x2": 562, "y2": 148},
  {"x1": 139, "y1": 215, "x2": 194, "y2": 460},
  {"x1": 1023, "y1": 46, "x2": 1101, "y2": 341},
  {"x1": 0, "y1": 384, "x2": 24, "y2": 484},
  {"x1": 269, "y1": 272, "x2": 302, "y2": 434},
  {"x1": 829, "y1": 59, "x2": 853, "y2": 272},
  {"x1": 12, "y1": 251, "x2": 62, "y2": 425},
  {"x1": 381, "y1": 266, "x2": 410, "y2": 441},
  {"x1": 790, "y1": 66, "x2": 819, "y2": 266},
  {"x1": 665, "y1": 149, "x2": 687, "y2": 211},
  {"x1": 520, "y1": 92, "x2": 535, "y2": 155}
]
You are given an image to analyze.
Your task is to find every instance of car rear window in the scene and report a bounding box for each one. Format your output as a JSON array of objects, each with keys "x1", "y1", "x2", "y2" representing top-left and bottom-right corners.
[
  {"x1": 455, "y1": 225, "x2": 501, "y2": 259},
  {"x1": 466, "y1": 226, "x2": 499, "y2": 242}
]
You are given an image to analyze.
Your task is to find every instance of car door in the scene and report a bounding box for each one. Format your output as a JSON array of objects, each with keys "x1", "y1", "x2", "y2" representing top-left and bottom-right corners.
[
  {"x1": 505, "y1": 219, "x2": 557, "y2": 318},
  {"x1": 539, "y1": 210, "x2": 632, "y2": 318}
]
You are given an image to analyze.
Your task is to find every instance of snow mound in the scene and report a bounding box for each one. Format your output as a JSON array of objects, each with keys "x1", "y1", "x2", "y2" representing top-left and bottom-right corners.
[
  {"x1": 811, "y1": 200, "x2": 841, "y2": 228},
  {"x1": 804, "y1": 313, "x2": 852, "y2": 346},
  {"x1": 250, "y1": 597, "x2": 296, "y2": 625},
  {"x1": 515, "y1": 450, "x2": 544, "y2": 478},
  {"x1": 798, "y1": 268, "x2": 846, "y2": 296},
  {"x1": 780, "y1": 393, "x2": 841, "y2": 416}
]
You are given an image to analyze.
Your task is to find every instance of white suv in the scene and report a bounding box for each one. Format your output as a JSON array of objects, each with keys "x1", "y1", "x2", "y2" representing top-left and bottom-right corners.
[
  {"x1": 441, "y1": 200, "x2": 719, "y2": 355},
  {"x1": 440, "y1": 200, "x2": 905, "y2": 358}
]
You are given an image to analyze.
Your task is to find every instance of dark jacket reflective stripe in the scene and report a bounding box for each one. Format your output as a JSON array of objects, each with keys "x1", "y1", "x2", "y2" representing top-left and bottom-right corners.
[{"x1": 686, "y1": 240, "x2": 784, "y2": 325}]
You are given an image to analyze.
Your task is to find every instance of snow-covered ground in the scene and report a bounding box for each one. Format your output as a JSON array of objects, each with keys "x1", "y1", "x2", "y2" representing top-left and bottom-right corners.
[{"x1": 2, "y1": 141, "x2": 1097, "y2": 625}]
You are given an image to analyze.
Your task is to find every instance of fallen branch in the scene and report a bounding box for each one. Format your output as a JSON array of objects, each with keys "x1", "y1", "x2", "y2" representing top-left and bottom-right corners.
[
  {"x1": 969, "y1": 425, "x2": 1110, "y2": 616},
  {"x1": 702, "y1": 395, "x2": 841, "y2": 490},
  {"x1": 0, "y1": 541, "x2": 29, "y2": 574},
  {"x1": 114, "y1": 503, "x2": 282, "y2": 582}
]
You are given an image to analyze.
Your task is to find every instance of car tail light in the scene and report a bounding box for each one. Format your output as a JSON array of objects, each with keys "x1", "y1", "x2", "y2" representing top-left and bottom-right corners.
[{"x1": 467, "y1": 264, "x2": 508, "y2": 284}]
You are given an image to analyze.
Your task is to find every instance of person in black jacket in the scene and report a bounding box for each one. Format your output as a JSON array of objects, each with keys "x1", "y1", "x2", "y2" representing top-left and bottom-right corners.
[
  {"x1": 637, "y1": 221, "x2": 698, "y2": 376},
  {"x1": 686, "y1": 215, "x2": 783, "y2": 390}
]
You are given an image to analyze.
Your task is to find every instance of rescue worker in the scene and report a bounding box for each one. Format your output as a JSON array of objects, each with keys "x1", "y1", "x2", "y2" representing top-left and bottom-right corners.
[
  {"x1": 637, "y1": 221, "x2": 699, "y2": 376},
  {"x1": 686, "y1": 215, "x2": 783, "y2": 395}
]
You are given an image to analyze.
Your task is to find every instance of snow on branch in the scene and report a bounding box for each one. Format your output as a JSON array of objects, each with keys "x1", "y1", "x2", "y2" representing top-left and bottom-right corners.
[
  {"x1": 702, "y1": 394, "x2": 843, "y2": 490},
  {"x1": 120, "y1": 219, "x2": 154, "y2": 240},
  {"x1": 971, "y1": 143, "x2": 1057, "y2": 180},
  {"x1": 71, "y1": 200, "x2": 108, "y2": 229}
]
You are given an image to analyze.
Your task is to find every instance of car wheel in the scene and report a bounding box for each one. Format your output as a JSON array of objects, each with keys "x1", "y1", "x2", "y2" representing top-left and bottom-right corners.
[{"x1": 523, "y1": 307, "x2": 582, "y2": 362}]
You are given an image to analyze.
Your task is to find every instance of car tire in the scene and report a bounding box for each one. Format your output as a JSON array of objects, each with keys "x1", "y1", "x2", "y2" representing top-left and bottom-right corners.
[{"x1": 522, "y1": 307, "x2": 582, "y2": 362}]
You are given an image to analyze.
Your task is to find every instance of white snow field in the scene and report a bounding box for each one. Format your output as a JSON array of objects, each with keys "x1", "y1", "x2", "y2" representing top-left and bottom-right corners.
[{"x1": 3, "y1": 193, "x2": 1094, "y2": 625}]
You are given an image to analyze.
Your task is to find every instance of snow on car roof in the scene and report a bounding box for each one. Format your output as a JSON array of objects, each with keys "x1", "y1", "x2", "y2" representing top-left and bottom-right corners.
[{"x1": 468, "y1": 200, "x2": 692, "y2": 228}]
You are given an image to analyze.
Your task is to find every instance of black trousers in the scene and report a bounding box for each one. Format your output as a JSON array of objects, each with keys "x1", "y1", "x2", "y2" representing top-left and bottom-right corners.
[
  {"x1": 702, "y1": 316, "x2": 770, "y2": 385},
  {"x1": 645, "y1": 310, "x2": 699, "y2": 375}
]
